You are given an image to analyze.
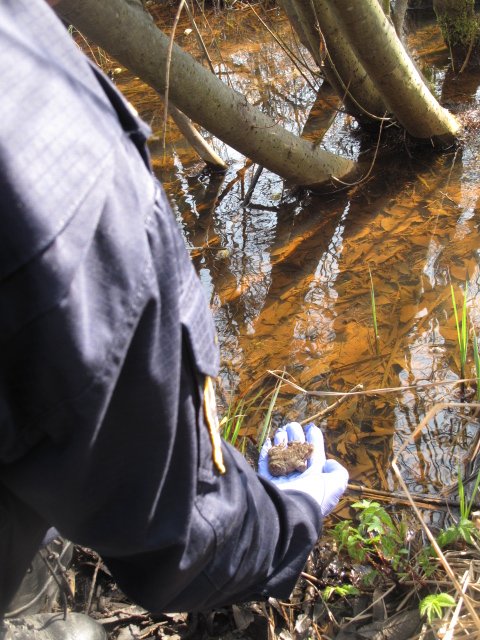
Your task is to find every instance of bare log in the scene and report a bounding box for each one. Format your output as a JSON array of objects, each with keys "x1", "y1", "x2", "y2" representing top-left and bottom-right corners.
[
  {"x1": 168, "y1": 104, "x2": 227, "y2": 170},
  {"x1": 329, "y1": 0, "x2": 461, "y2": 142},
  {"x1": 109, "y1": 0, "x2": 226, "y2": 168},
  {"x1": 279, "y1": 0, "x2": 387, "y2": 120},
  {"x1": 56, "y1": 0, "x2": 356, "y2": 188}
]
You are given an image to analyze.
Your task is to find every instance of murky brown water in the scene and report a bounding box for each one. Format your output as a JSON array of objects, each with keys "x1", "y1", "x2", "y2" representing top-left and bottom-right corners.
[{"x1": 108, "y1": 5, "x2": 480, "y2": 497}]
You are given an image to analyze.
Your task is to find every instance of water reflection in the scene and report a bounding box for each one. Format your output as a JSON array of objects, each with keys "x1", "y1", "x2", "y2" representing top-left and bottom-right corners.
[{"x1": 139, "y1": 7, "x2": 480, "y2": 495}]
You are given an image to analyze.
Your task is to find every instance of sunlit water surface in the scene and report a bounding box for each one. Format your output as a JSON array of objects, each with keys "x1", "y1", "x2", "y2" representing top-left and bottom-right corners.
[{"x1": 112, "y1": 6, "x2": 480, "y2": 499}]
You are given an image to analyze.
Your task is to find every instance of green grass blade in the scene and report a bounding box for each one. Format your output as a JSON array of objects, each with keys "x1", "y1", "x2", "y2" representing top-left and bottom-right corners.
[
  {"x1": 451, "y1": 281, "x2": 469, "y2": 379},
  {"x1": 221, "y1": 389, "x2": 262, "y2": 446},
  {"x1": 458, "y1": 465, "x2": 466, "y2": 519},
  {"x1": 451, "y1": 284, "x2": 461, "y2": 352},
  {"x1": 257, "y1": 374, "x2": 284, "y2": 451},
  {"x1": 467, "y1": 466, "x2": 480, "y2": 517},
  {"x1": 461, "y1": 280, "x2": 468, "y2": 374},
  {"x1": 220, "y1": 400, "x2": 235, "y2": 442},
  {"x1": 473, "y1": 332, "x2": 480, "y2": 401},
  {"x1": 368, "y1": 267, "x2": 379, "y2": 355},
  {"x1": 230, "y1": 401, "x2": 245, "y2": 447}
]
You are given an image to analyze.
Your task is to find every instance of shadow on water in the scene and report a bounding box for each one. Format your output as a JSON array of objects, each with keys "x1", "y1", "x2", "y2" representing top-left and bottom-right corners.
[{"x1": 118, "y1": 6, "x2": 480, "y2": 496}]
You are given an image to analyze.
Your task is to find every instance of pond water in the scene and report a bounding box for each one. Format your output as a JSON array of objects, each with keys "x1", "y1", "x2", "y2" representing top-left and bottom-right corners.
[{"x1": 112, "y1": 5, "x2": 480, "y2": 499}]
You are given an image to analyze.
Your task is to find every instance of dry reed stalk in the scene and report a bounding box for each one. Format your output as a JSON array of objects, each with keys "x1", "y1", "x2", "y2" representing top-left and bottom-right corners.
[
  {"x1": 162, "y1": 0, "x2": 186, "y2": 154},
  {"x1": 184, "y1": 1, "x2": 215, "y2": 74},
  {"x1": 300, "y1": 383, "x2": 363, "y2": 425},
  {"x1": 443, "y1": 568, "x2": 470, "y2": 640},
  {"x1": 249, "y1": 5, "x2": 319, "y2": 93},
  {"x1": 267, "y1": 369, "x2": 478, "y2": 398},
  {"x1": 345, "y1": 482, "x2": 460, "y2": 510},
  {"x1": 392, "y1": 402, "x2": 480, "y2": 632},
  {"x1": 393, "y1": 460, "x2": 480, "y2": 630}
]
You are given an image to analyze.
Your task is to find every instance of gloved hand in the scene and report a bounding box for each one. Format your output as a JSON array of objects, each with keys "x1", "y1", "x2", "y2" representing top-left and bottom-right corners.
[{"x1": 258, "y1": 422, "x2": 349, "y2": 518}]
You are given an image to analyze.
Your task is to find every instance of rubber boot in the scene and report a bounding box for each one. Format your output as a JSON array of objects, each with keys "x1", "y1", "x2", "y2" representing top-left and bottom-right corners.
[
  {"x1": 2, "y1": 535, "x2": 106, "y2": 640},
  {"x1": 5, "y1": 535, "x2": 73, "y2": 618},
  {"x1": 1, "y1": 613, "x2": 106, "y2": 640}
]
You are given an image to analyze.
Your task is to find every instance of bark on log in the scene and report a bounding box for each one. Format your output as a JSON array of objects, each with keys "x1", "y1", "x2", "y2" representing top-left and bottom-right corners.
[
  {"x1": 168, "y1": 104, "x2": 227, "y2": 170},
  {"x1": 279, "y1": 0, "x2": 387, "y2": 121},
  {"x1": 329, "y1": 0, "x2": 461, "y2": 142},
  {"x1": 112, "y1": 0, "x2": 226, "y2": 168},
  {"x1": 56, "y1": 0, "x2": 356, "y2": 188},
  {"x1": 309, "y1": 0, "x2": 387, "y2": 120}
]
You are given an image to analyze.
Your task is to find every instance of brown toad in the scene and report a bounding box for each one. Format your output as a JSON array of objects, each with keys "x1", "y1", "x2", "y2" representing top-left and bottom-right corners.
[{"x1": 268, "y1": 441, "x2": 314, "y2": 476}]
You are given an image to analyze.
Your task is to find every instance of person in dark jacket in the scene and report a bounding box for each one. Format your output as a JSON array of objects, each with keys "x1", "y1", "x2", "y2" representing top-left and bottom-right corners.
[{"x1": 0, "y1": 0, "x2": 348, "y2": 634}]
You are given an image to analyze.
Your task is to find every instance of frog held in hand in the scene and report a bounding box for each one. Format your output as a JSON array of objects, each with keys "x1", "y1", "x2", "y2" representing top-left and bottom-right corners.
[{"x1": 259, "y1": 422, "x2": 349, "y2": 518}]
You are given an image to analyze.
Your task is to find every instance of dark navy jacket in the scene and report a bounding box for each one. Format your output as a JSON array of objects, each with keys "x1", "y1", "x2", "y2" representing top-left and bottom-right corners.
[{"x1": 0, "y1": 0, "x2": 322, "y2": 616}]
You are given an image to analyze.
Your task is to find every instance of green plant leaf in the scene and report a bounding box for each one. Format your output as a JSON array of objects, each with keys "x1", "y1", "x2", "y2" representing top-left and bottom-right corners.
[
  {"x1": 352, "y1": 499, "x2": 378, "y2": 510},
  {"x1": 323, "y1": 584, "x2": 360, "y2": 601},
  {"x1": 419, "y1": 593, "x2": 456, "y2": 624},
  {"x1": 257, "y1": 374, "x2": 284, "y2": 450},
  {"x1": 457, "y1": 516, "x2": 475, "y2": 544},
  {"x1": 437, "y1": 525, "x2": 461, "y2": 548},
  {"x1": 473, "y1": 332, "x2": 480, "y2": 401},
  {"x1": 323, "y1": 585, "x2": 335, "y2": 601},
  {"x1": 450, "y1": 280, "x2": 469, "y2": 379},
  {"x1": 368, "y1": 267, "x2": 380, "y2": 355},
  {"x1": 466, "y1": 465, "x2": 480, "y2": 518},
  {"x1": 360, "y1": 569, "x2": 379, "y2": 587},
  {"x1": 365, "y1": 515, "x2": 385, "y2": 535}
]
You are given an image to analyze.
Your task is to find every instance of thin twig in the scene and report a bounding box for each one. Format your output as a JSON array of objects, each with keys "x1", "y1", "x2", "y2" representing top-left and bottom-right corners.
[
  {"x1": 86, "y1": 556, "x2": 102, "y2": 615},
  {"x1": 162, "y1": 0, "x2": 186, "y2": 154},
  {"x1": 192, "y1": 0, "x2": 234, "y2": 90},
  {"x1": 249, "y1": 5, "x2": 319, "y2": 93},
  {"x1": 184, "y1": 1, "x2": 216, "y2": 74},
  {"x1": 393, "y1": 459, "x2": 480, "y2": 630},
  {"x1": 267, "y1": 369, "x2": 478, "y2": 398},
  {"x1": 333, "y1": 113, "x2": 388, "y2": 188},
  {"x1": 459, "y1": 33, "x2": 475, "y2": 74},
  {"x1": 300, "y1": 384, "x2": 363, "y2": 425},
  {"x1": 444, "y1": 568, "x2": 470, "y2": 640},
  {"x1": 243, "y1": 165, "x2": 264, "y2": 205},
  {"x1": 346, "y1": 482, "x2": 460, "y2": 510}
]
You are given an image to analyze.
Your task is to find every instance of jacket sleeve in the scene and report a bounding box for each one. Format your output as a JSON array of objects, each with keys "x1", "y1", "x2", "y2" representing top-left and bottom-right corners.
[{"x1": 0, "y1": 0, "x2": 322, "y2": 614}]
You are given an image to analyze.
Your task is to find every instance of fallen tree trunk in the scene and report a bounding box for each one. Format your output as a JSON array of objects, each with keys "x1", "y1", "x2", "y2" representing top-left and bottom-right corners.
[
  {"x1": 116, "y1": 0, "x2": 226, "y2": 169},
  {"x1": 328, "y1": 0, "x2": 461, "y2": 142},
  {"x1": 311, "y1": 0, "x2": 387, "y2": 121},
  {"x1": 279, "y1": 0, "x2": 386, "y2": 121},
  {"x1": 168, "y1": 104, "x2": 227, "y2": 170},
  {"x1": 56, "y1": 0, "x2": 356, "y2": 188}
]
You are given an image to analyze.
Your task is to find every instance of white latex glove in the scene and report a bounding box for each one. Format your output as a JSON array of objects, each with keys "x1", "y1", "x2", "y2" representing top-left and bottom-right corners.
[{"x1": 258, "y1": 422, "x2": 349, "y2": 518}]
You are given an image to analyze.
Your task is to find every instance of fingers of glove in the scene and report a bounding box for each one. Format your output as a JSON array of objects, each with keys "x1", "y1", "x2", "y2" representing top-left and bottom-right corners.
[
  {"x1": 279, "y1": 473, "x2": 346, "y2": 517},
  {"x1": 258, "y1": 438, "x2": 273, "y2": 478},
  {"x1": 273, "y1": 427, "x2": 288, "y2": 446},
  {"x1": 323, "y1": 459, "x2": 349, "y2": 482},
  {"x1": 259, "y1": 437, "x2": 272, "y2": 460},
  {"x1": 304, "y1": 423, "x2": 326, "y2": 469},
  {"x1": 284, "y1": 422, "x2": 305, "y2": 442},
  {"x1": 276, "y1": 472, "x2": 327, "y2": 511},
  {"x1": 320, "y1": 461, "x2": 349, "y2": 513},
  {"x1": 274, "y1": 456, "x2": 349, "y2": 517},
  {"x1": 271, "y1": 471, "x2": 302, "y2": 485},
  {"x1": 321, "y1": 481, "x2": 349, "y2": 517}
]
